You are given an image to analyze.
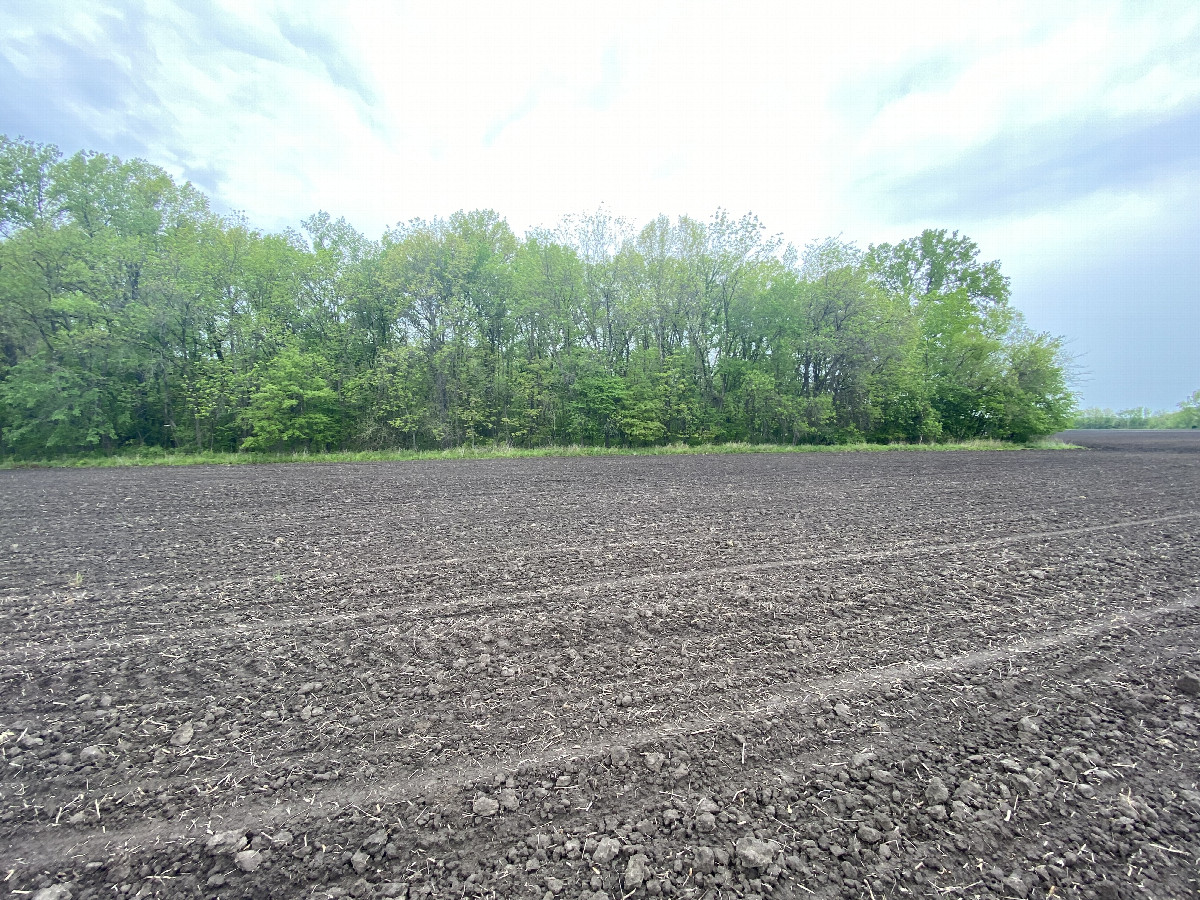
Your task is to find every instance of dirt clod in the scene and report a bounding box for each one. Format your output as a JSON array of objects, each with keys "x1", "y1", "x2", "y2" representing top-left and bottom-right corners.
[
  {"x1": 593, "y1": 836, "x2": 621, "y2": 864},
  {"x1": 736, "y1": 836, "x2": 775, "y2": 869},
  {"x1": 472, "y1": 796, "x2": 499, "y2": 816},
  {"x1": 234, "y1": 849, "x2": 262, "y2": 872},
  {"x1": 1001, "y1": 873, "x2": 1030, "y2": 897},
  {"x1": 205, "y1": 830, "x2": 246, "y2": 855},
  {"x1": 624, "y1": 853, "x2": 649, "y2": 888},
  {"x1": 857, "y1": 823, "x2": 883, "y2": 843},
  {"x1": 926, "y1": 776, "x2": 951, "y2": 804},
  {"x1": 169, "y1": 721, "x2": 194, "y2": 746}
]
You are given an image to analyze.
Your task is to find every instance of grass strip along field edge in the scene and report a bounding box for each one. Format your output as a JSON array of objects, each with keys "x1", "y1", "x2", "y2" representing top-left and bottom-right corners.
[{"x1": 0, "y1": 438, "x2": 1080, "y2": 469}]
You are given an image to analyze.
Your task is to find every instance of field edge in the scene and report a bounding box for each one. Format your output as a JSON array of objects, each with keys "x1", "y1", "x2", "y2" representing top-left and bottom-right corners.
[{"x1": 0, "y1": 437, "x2": 1081, "y2": 469}]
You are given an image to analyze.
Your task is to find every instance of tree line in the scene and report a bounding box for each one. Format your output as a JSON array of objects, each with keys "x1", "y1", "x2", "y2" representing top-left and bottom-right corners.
[
  {"x1": 1072, "y1": 394, "x2": 1200, "y2": 430},
  {"x1": 0, "y1": 136, "x2": 1075, "y2": 459}
]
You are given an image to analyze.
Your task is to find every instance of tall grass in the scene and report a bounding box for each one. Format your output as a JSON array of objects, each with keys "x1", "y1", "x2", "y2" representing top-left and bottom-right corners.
[{"x1": 0, "y1": 438, "x2": 1080, "y2": 469}]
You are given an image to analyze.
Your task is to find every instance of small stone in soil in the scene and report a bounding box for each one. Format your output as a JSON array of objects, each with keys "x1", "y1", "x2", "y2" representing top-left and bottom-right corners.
[{"x1": 206, "y1": 829, "x2": 247, "y2": 855}]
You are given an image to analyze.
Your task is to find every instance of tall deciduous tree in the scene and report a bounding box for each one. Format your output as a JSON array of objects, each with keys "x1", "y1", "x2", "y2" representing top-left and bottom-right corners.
[
  {"x1": 866, "y1": 229, "x2": 1073, "y2": 440},
  {"x1": 1, "y1": 137, "x2": 1078, "y2": 458}
]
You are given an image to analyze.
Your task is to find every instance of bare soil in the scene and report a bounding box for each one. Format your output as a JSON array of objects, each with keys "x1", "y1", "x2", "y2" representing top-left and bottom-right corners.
[{"x1": 2, "y1": 431, "x2": 1199, "y2": 900}]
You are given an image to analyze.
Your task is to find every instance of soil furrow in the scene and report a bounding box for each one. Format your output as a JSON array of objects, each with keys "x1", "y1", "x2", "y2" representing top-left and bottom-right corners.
[
  {"x1": 3, "y1": 510, "x2": 1193, "y2": 661},
  {"x1": 6, "y1": 591, "x2": 1196, "y2": 871}
]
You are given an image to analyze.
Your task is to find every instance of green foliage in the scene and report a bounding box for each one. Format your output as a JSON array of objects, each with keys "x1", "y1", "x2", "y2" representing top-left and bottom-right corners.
[
  {"x1": 0, "y1": 137, "x2": 1080, "y2": 460},
  {"x1": 0, "y1": 353, "x2": 120, "y2": 454},
  {"x1": 1072, "y1": 407, "x2": 1151, "y2": 428},
  {"x1": 1177, "y1": 390, "x2": 1200, "y2": 429},
  {"x1": 3, "y1": 437, "x2": 1071, "y2": 470},
  {"x1": 993, "y1": 331, "x2": 1075, "y2": 441},
  {"x1": 239, "y1": 347, "x2": 339, "y2": 452},
  {"x1": 866, "y1": 229, "x2": 1075, "y2": 441},
  {"x1": 1073, "y1": 390, "x2": 1200, "y2": 429}
]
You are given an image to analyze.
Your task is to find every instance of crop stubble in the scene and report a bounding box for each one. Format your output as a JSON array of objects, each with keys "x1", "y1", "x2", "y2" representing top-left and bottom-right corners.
[{"x1": 1, "y1": 430, "x2": 1199, "y2": 899}]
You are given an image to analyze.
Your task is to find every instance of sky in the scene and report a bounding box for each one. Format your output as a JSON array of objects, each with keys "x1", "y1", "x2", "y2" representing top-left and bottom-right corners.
[{"x1": 1, "y1": 0, "x2": 1197, "y2": 410}]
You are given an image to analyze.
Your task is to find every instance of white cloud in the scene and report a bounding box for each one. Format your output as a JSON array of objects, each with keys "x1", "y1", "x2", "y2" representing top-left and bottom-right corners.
[
  {"x1": 4, "y1": 0, "x2": 1197, "y2": 237},
  {"x1": 844, "y1": 4, "x2": 1200, "y2": 199}
]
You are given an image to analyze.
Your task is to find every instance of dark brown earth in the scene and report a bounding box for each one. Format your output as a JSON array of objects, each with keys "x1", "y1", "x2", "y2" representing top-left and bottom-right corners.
[{"x1": 2, "y1": 430, "x2": 1199, "y2": 900}]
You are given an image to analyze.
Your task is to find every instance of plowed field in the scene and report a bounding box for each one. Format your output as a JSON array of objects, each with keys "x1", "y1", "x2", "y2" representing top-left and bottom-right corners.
[{"x1": 3, "y1": 431, "x2": 1199, "y2": 900}]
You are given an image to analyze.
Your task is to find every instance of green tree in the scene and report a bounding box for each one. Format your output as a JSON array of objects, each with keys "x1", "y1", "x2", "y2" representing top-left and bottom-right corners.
[
  {"x1": 1174, "y1": 390, "x2": 1200, "y2": 429},
  {"x1": 572, "y1": 372, "x2": 626, "y2": 447},
  {"x1": 0, "y1": 352, "x2": 122, "y2": 455},
  {"x1": 867, "y1": 229, "x2": 1072, "y2": 440},
  {"x1": 362, "y1": 346, "x2": 431, "y2": 448},
  {"x1": 993, "y1": 330, "x2": 1075, "y2": 441},
  {"x1": 239, "y1": 347, "x2": 339, "y2": 452}
]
